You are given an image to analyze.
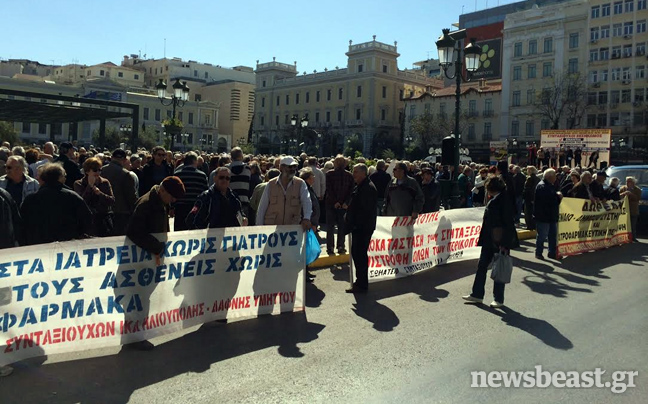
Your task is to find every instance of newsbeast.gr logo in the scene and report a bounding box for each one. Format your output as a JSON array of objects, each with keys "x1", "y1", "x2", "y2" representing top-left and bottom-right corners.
[{"x1": 471, "y1": 366, "x2": 638, "y2": 394}]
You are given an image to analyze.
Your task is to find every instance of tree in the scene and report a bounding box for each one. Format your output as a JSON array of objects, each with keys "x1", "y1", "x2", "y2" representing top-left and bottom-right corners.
[
  {"x1": 381, "y1": 148, "x2": 396, "y2": 160},
  {"x1": 344, "y1": 134, "x2": 363, "y2": 157},
  {"x1": 137, "y1": 126, "x2": 160, "y2": 151},
  {"x1": 535, "y1": 71, "x2": 588, "y2": 129},
  {"x1": 409, "y1": 112, "x2": 444, "y2": 152},
  {"x1": 0, "y1": 121, "x2": 19, "y2": 146},
  {"x1": 92, "y1": 126, "x2": 124, "y2": 150}
]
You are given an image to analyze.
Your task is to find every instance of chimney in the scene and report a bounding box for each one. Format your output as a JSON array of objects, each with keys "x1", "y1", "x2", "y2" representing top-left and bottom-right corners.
[{"x1": 479, "y1": 78, "x2": 486, "y2": 89}]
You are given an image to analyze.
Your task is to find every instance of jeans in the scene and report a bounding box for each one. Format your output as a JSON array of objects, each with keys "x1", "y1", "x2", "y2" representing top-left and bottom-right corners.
[
  {"x1": 471, "y1": 245, "x2": 505, "y2": 303},
  {"x1": 326, "y1": 207, "x2": 347, "y2": 252},
  {"x1": 536, "y1": 221, "x2": 557, "y2": 257}
]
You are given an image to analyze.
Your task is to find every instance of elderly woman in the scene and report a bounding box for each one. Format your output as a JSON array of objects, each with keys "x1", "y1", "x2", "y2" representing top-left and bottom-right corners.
[
  {"x1": 620, "y1": 177, "x2": 642, "y2": 242},
  {"x1": 0, "y1": 155, "x2": 39, "y2": 206},
  {"x1": 74, "y1": 157, "x2": 115, "y2": 237},
  {"x1": 606, "y1": 177, "x2": 621, "y2": 201},
  {"x1": 560, "y1": 171, "x2": 580, "y2": 196}
]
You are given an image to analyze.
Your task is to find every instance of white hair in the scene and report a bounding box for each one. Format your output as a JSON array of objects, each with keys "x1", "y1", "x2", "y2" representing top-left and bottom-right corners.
[
  {"x1": 7, "y1": 155, "x2": 29, "y2": 176},
  {"x1": 626, "y1": 176, "x2": 637, "y2": 184}
]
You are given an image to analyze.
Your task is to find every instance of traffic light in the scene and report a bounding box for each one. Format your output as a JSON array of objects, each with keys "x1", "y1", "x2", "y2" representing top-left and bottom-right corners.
[{"x1": 441, "y1": 135, "x2": 455, "y2": 166}]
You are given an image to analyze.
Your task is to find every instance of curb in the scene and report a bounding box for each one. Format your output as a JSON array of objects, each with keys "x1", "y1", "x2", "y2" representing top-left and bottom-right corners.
[{"x1": 310, "y1": 229, "x2": 537, "y2": 268}]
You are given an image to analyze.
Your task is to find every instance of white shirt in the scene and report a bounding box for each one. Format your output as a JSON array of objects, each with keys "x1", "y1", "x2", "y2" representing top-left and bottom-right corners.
[
  {"x1": 308, "y1": 165, "x2": 326, "y2": 198},
  {"x1": 256, "y1": 176, "x2": 312, "y2": 225}
]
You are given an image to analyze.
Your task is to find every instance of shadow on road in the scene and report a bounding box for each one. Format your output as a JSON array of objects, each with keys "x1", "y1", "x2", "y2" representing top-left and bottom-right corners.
[
  {"x1": 352, "y1": 294, "x2": 400, "y2": 332},
  {"x1": 475, "y1": 305, "x2": 574, "y2": 350},
  {"x1": 3, "y1": 312, "x2": 325, "y2": 404},
  {"x1": 557, "y1": 242, "x2": 648, "y2": 278},
  {"x1": 305, "y1": 281, "x2": 326, "y2": 308}
]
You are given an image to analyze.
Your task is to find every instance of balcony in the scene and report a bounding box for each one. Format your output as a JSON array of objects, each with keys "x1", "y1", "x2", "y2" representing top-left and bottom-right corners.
[
  {"x1": 345, "y1": 119, "x2": 363, "y2": 127},
  {"x1": 467, "y1": 111, "x2": 479, "y2": 118},
  {"x1": 483, "y1": 110, "x2": 495, "y2": 118},
  {"x1": 332, "y1": 121, "x2": 341, "y2": 127},
  {"x1": 377, "y1": 120, "x2": 393, "y2": 127},
  {"x1": 199, "y1": 121, "x2": 214, "y2": 128}
]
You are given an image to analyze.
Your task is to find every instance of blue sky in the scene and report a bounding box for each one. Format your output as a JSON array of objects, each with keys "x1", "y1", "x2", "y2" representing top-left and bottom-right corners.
[{"x1": 2, "y1": 0, "x2": 515, "y2": 73}]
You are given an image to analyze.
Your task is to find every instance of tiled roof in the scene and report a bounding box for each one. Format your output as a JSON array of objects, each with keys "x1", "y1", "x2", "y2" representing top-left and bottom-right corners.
[{"x1": 406, "y1": 82, "x2": 502, "y2": 100}]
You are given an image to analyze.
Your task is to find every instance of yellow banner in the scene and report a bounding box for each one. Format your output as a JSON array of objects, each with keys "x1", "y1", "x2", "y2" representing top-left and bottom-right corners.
[{"x1": 557, "y1": 197, "x2": 632, "y2": 257}]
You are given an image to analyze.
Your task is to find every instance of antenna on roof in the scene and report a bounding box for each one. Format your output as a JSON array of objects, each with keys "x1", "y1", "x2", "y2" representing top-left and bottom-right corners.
[{"x1": 164, "y1": 38, "x2": 166, "y2": 59}]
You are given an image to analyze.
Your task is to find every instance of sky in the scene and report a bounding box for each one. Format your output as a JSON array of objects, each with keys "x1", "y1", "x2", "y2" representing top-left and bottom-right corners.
[{"x1": 1, "y1": 0, "x2": 518, "y2": 73}]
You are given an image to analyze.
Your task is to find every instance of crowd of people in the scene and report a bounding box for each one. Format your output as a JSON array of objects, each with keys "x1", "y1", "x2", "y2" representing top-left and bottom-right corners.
[{"x1": 0, "y1": 140, "x2": 642, "y2": 371}]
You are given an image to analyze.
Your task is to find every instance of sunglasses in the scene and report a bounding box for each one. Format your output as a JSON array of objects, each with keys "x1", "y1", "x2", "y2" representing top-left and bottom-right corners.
[{"x1": 218, "y1": 176, "x2": 231, "y2": 181}]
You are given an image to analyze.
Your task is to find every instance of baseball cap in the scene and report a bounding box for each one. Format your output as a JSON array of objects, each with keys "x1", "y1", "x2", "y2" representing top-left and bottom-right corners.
[
  {"x1": 161, "y1": 176, "x2": 185, "y2": 199},
  {"x1": 280, "y1": 156, "x2": 298, "y2": 166}
]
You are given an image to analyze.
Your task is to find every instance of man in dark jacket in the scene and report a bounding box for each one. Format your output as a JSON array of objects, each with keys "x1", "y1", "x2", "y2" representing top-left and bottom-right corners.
[
  {"x1": 420, "y1": 168, "x2": 440, "y2": 213},
  {"x1": 369, "y1": 159, "x2": 391, "y2": 216},
  {"x1": 533, "y1": 169, "x2": 562, "y2": 260},
  {"x1": 20, "y1": 163, "x2": 92, "y2": 245},
  {"x1": 464, "y1": 176, "x2": 519, "y2": 308},
  {"x1": 139, "y1": 146, "x2": 174, "y2": 196},
  {"x1": 512, "y1": 166, "x2": 526, "y2": 225},
  {"x1": 54, "y1": 142, "x2": 83, "y2": 189},
  {"x1": 0, "y1": 187, "x2": 21, "y2": 248},
  {"x1": 186, "y1": 167, "x2": 245, "y2": 230},
  {"x1": 101, "y1": 149, "x2": 138, "y2": 235},
  {"x1": 325, "y1": 155, "x2": 354, "y2": 254},
  {"x1": 384, "y1": 162, "x2": 424, "y2": 217},
  {"x1": 174, "y1": 152, "x2": 208, "y2": 231},
  {"x1": 344, "y1": 164, "x2": 378, "y2": 293}
]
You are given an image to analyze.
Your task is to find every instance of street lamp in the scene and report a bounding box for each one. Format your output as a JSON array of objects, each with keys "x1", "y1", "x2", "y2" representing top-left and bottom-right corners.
[
  {"x1": 290, "y1": 114, "x2": 309, "y2": 155},
  {"x1": 156, "y1": 78, "x2": 190, "y2": 119},
  {"x1": 180, "y1": 133, "x2": 190, "y2": 152},
  {"x1": 436, "y1": 28, "x2": 482, "y2": 208}
]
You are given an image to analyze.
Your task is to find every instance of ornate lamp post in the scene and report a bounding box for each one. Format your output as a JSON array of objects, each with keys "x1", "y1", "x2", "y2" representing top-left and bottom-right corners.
[
  {"x1": 436, "y1": 28, "x2": 482, "y2": 208},
  {"x1": 290, "y1": 114, "x2": 309, "y2": 155},
  {"x1": 156, "y1": 78, "x2": 190, "y2": 148}
]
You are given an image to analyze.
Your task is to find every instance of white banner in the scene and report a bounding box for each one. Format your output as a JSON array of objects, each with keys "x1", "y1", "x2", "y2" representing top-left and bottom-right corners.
[
  {"x1": 0, "y1": 226, "x2": 305, "y2": 366},
  {"x1": 540, "y1": 129, "x2": 612, "y2": 165},
  {"x1": 357, "y1": 208, "x2": 484, "y2": 283}
]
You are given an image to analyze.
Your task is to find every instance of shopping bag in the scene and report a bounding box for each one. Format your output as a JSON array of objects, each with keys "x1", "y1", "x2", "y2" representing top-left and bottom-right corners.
[
  {"x1": 305, "y1": 229, "x2": 321, "y2": 266},
  {"x1": 489, "y1": 253, "x2": 513, "y2": 284}
]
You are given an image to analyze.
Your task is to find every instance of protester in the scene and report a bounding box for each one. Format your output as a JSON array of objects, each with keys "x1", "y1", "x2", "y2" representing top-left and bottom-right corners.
[
  {"x1": 74, "y1": 157, "x2": 115, "y2": 237},
  {"x1": 512, "y1": 166, "x2": 526, "y2": 225},
  {"x1": 463, "y1": 176, "x2": 518, "y2": 308},
  {"x1": 496, "y1": 161, "x2": 517, "y2": 218},
  {"x1": 174, "y1": 152, "x2": 209, "y2": 231},
  {"x1": 140, "y1": 146, "x2": 174, "y2": 195},
  {"x1": 0, "y1": 187, "x2": 21, "y2": 249},
  {"x1": 574, "y1": 147, "x2": 582, "y2": 167},
  {"x1": 255, "y1": 156, "x2": 312, "y2": 230},
  {"x1": 457, "y1": 166, "x2": 473, "y2": 208},
  {"x1": 534, "y1": 168, "x2": 561, "y2": 260},
  {"x1": 101, "y1": 149, "x2": 137, "y2": 235},
  {"x1": 344, "y1": 163, "x2": 378, "y2": 294},
  {"x1": 420, "y1": 167, "x2": 440, "y2": 213},
  {"x1": 606, "y1": 177, "x2": 621, "y2": 201},
  {"x1": 301, "y1": 168, "x2": 321, "y2": 283},
  {"x1": 560, "y1": 171, "x2": 580, "y2": 196},
  {"x1": 249, "y1": 168, "x2": 280, "y2": 224},
  {"x1": 227, "y1": 147, "x2": 252, "y2": 215},
  {"x1": 325, "y1": 155, "x2": 354, "y2": 254},
  {"x1": 472, "y1": 167, "x2": 489, "y2": 207},
  {"x1": 619, "y1": 177, "x2": 642, "y2": 242},
  {"x1": 384, "y1": 162, "x2": 424, "y2": 218},
  {"x1": 21, "y1": 163, "x2": 92, "y2": 245},
  {"x1": 0, "y1": 155, "x2": 39, "y2": 206},
  {"x1": 54, "y1": 142, "x2": 83, "y2": 188},
  {"x1": 186, "y1": 167, "x2": 246, "y2": 229},
  {"x1": 569, "y1": 171, "x2": 595, "y2": 201},
  {"x1": 590, "y1": 171, "x2": 608, "y2": 201},
  {"x1": 369, "y1": 159, "x2": 391, "y2": 216}
]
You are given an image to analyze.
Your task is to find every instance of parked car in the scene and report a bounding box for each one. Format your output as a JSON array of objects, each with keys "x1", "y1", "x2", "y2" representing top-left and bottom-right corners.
[{"x1": 605, "y1": 165, "x2": 648, "y2": 230}]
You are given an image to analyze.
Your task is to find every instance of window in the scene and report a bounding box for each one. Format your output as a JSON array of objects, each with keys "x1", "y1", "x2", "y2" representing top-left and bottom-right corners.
[
  {"x1": 543, "y1": 62, "x2": 553, "y2": 77},
  {"x1": 591, "y1": 27, "x2": 600, "y2": 41},
  {"x1": 382, "y1": 64, "x2": 388, "y2": 73},
  {"x1": 483, "y1": 123, "x2": 492, "y2": 141},
  {"x1": 526, "y1": 120, "x2": 535, "y2": 137},
  {"x1": 356, "y1": 108, "x2": 361, "y2": 120},
  {"x1": 155, "y1": 68, "x2": 158, "y2": 75},
  {"x1": 600, "y1": 47, "x2": 610, "y2": 60},
  {"x1": 512, "y1": 91, "x2": 521, "y2": 106},
  {"x1": 188, "y1": 113, "x2": 194, "y2": 125},
  {"x1": 568, "y1": 58, "x2": 579, "y2": 74},
  {"x1": 590, "y1": 49, "x2": 599, "y2": 61},
  {"x1": 285, "y1": 94, "x2": 290, "y2": 105},
  {"x1": 306, "y1": 92, "x2": 310, "y2": 103},
  {"x1": 514, "y1": 42, "x2": 522, "y2": 57},
  {"x1": 338, "y1": 110, "x2": 343, "y2": 122},
  {"x1": 592, "y1": 5, "x2": 601, "y2": 18},
  {"x1": 527, "y1": 89, "x2": 536, "y2": 104},
  {"x1": 602, "y1": 69, "x2": 609, "y2": 81},
  {"x1": 614, "y1": 1, "x2": 623, "y2": 14},
  {"x1": 636, "y1": 88, "x2": 646, "y2": 101},
  {"x1": 622, "y1": 89, "x2": 632, "y2": 103},
  {"x1": 358, "y1": 64, "x2": 363, "y2": 73},
  {"x1": 597, "y1": 114, "x2": 607, "y2": 127},
  {"x1": 326, "y1": 111, "x2": 331, "y2": 122},
  {"x1": 356, "y1": 85, "x2": 362, "y2": 97},
  {"x1": 587, "y1": 114, "x2": 597, "y2": 127},
  {"x1": 469, "y1": 100, "x2": 477, "y2": 114},
  {"x1": 38, "y1": 123, "x2": 47, "y2": 134},
  {"x1": 51, "y1": 123, "x2": 62, "y2": 136},
  {"x1": 640, "y1": 0, "x2": 647, "y2": 10},
  {"x1": 143, "y1": 107, "x2": 149, "y2": 120},
  {"x1": 602, "y1": 3, "x2": 611, "y2": 15},
  {"x1": 485, "y1": 99, "x2": 493, "y2": 113},
  {"x1": 601, "y1": 25, "x2": 611, "y2": 38},
  {"x1": 134, "y1": 74, "x2": 139, "y2": 80},
  {"x1": 612, "y1": 67, "x2": 621, "y2": 80},
  {"x1": 194, "y1": 70, "x2": 198, "y2": 77},
  {"x1": 100, "y1": 70, "x2": 105, "y2": 76},
  {"x1": 284, "y1": 114, "x2": 289, "y2": 125},
  {"x1": 588, "y1": 92, "x2": 598, "y2": 105},
  {"x1": 541, "y1": 88, "x2": 552, "y2": 104},
  {"x1": 261, "y1": 97, "x2": 265, "y2": 108},
  {"x1": 316, "y1": 91, "x2": 320, "y2": 102},
  {"x1": 544, "y1": 37, "x2": 553, "y2": 53},
  {"x1": 260, "y1": 116, "x2": 265, "y2": 126},
  {"x1": 166, "y1": 110, "x2": 172, "y2": 118},
  {"x1": 178, "y1": 112, "x2": 183, "y2": 122},
  {"x1": 613, "y1": 23, "x2": 622, "y2": 37},
  {"x1": 155, "y1": 109, "x2": 161, "y2": 121},
  {"x1": 613, "y1": 46, "x2": 622, "y2": 58},
  {"x1": 275, "y1": 115, "x2": 279, "y2": 126},
  {"x1": 637, "y1": 20, "x2": 647, "y2": 33},
  {"x1": 296, "y1": 93, "x2": 300, "y2": 104},
  {"x1": 569, "y1": 33, "x2": 579, "y2": 49},
  {"x1": 624, "y1": 44, "x2": 633, "y2": 57},
  {"x1": 262, "y1": 80, "x2": 266, "y2": 88},
  {"x1": 599, "y1": 91, "x2": 609, "y2": 104},
  {"x1": 590, "y1": 70, "x2": 599, "y2": 83},
  {"x1": 611, "y1": 90, "x2": 621, "y2": 103},
  {"x1": 118, "y1": 71, "x2": 123, "y2": 77},
  {"x1": 625, "y1": 0, "x2": 634, "y2": 12},
  {"x1": 623, "y1": 67, "x2": 632, "y2": 80},
  {"x1": 338, "y1": 88, "x2": 343, "y2": 100},
  {"x1": 513, "y1": 66, "x2": 522, "y2": 80},
  {"x1": 204, "y1": 72, "x2": 208, "y2": 79},
  {"x1": 315, "y1": 112, "x2": 320, "y2": 122},
  {"x1": 87, "y1": 70, "x2": 91, "y2": 76},
  {"x1": 439, "y1": 103, "x2": 446, "y2": 116},
  {"x1": 22, "y1": 122, "x2": 30, "y2": 133},
  {"x1": 382, "y1": 86, "x2": 387, "y2": 98},
  {"x1": 327, "y1": 89, "x2": 332, "y2": 101},
  {"x1": 467, "y1": 124, "x2": 476, "y2": 141},
  {"x1": 276, "y1": 96, "x2": 280, "y2": 106},
  {"x1": 528, "y1": 64, "x2": 537, "y2": 78},
  {"x1": 623, "y1": 22, "x2": 633, "y2": 35},
  {"x1": 409, "y1": 105, "x2": 416, "y2": 120},
  {"x1": 636, "y1": 65, "x2": 646, "y2": 79},
  {"x1": 528, "y1": 40, "x2": 537, "y2": 54},
  {"x1": 511, "y1": 121, "x2": 520, "y2": 137}
]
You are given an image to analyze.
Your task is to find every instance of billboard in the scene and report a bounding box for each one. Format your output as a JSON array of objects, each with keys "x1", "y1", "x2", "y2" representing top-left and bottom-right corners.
[
  {"x1": 540, "y1": 129, "x2": 612, "y2": 167},
  {"x1": 472, "y1": 38, "x2": 502, "y2": 80}
]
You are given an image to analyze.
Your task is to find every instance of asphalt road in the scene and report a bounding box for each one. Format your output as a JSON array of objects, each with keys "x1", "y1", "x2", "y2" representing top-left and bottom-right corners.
[{"x1": 2, "y1": 238, "x2": 647, "y2": 404}]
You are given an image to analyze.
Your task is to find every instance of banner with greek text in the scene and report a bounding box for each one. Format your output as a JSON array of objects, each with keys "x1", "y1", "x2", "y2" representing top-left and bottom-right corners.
[
  {"x1": 557, "y1": 197, "x2": 632, "y2": 257},
  {"x1": 0, "y1": 226, "x2": 305, "y2": 366},
  {"x1": 358, "y1": 208, "x2": 484, "y2": 283}
]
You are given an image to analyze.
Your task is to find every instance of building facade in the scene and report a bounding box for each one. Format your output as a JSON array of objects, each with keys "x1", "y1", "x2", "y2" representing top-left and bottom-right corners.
[{"x1": 253, "y1": 38, "x2": 442, "y2": 156}]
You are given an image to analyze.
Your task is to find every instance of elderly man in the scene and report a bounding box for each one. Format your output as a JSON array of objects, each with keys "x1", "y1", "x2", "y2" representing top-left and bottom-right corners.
[
  {"x1": 344, "y1": 164, "x2": 378, "y2": 293},
  {"x1": 590, "y1": 171, "x2": 608, "y2": 201},
  {"x1": 570, "y1": 171, "x2": 595, "y2": 201},
  {"x1": 174, "y1": 152, "x2": 209, "y2": 231},
  {"x1": 54, "y1": 142, "x2": 83, "y2": 188},
  {"x1": 186, "y1": 167, "x2": 247, "y2": 229},
  {"x1": 325, "y1": 155, "x2": 354, "y2": 254},
  {"x1": 512, "y1": 166, "x2": 526, "y2": 225},
  {"x1": 256, "y1": 156, "x2": 312, "y2": 230},
  {"x1": 20, "y1": 163, "x2": 92, "y2": 245},
  {"x1": 534, "y1": 168, "x2": 562, "y2": 260},
  {"x1": 369, "y1": 159, "x2": 391, "y2": 216},
  {"x1": 140, "y1": 146, "x2": 174, "y2": 195},
  {"x1": 620, "y1": 176, "x2": 642, "y2": 242},
  {"x1": 384, "y1": 162, "x2": 424, "y2": 218},
  {"x1": 0, "y1": 155, "x2": 39, "y2": 206},
  {"x1": 101, "y1": 149, "x2": 138, "y2": 235},
  {"x1": 523, "y1": 166, "x2": 541, "y2": 230}
]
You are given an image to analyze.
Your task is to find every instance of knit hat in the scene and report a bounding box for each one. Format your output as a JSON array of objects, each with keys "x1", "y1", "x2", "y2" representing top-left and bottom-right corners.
[{"x1": 161, "y1": 176, "x2": 185, "y2": 199}]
